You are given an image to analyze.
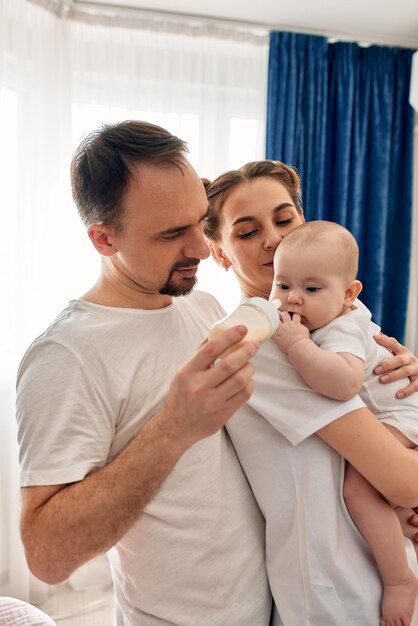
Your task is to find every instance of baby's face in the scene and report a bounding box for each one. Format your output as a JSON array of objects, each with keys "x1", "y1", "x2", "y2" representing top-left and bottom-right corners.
[{"x1": 270, "y1": 245, "x2": 350, "y2": 331}]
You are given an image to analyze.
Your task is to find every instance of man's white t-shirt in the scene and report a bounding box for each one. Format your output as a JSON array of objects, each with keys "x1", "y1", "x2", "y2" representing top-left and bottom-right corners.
[
  {"x1": 312, "y1": 300, "x2": 418, "y2": 444},
  {"x1": 16, "y1": 291, "x2": 271, "y2": 626},
  {"x1": 227, "y1": 333, "x2": 418, "y2": 626}
]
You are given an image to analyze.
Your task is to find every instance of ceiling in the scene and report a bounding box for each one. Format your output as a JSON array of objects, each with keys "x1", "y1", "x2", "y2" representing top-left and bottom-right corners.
[{"x1": 74, "y1": 0, "x2": 418, "y2": 48}]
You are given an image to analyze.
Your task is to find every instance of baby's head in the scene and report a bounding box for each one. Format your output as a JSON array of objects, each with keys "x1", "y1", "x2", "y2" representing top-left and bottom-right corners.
[{"x1": 270, "y1": 220, "x2": 363, "y2": 331}]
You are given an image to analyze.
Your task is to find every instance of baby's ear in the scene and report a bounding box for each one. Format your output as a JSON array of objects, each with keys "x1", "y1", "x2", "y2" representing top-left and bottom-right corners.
[{"x1": 344, "y1": 279, "x2": 363, "y2": 305}]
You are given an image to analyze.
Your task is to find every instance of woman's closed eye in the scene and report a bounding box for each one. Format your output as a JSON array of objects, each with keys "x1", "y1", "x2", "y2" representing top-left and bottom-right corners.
[
  {"x1": 237, "y1": 217, "x2": 296, "y2": 240},
  {"x1": 238, "y1": 228, "x2": 258, "y2": 240},
  {"x1": 275, "y1": 218, "x2": 293, "y2": 227}
]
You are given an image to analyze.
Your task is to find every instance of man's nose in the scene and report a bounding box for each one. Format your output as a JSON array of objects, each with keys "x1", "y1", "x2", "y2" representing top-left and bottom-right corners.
[{"x1": 183, "y1": 232, "x2": 210, "y2": 260}]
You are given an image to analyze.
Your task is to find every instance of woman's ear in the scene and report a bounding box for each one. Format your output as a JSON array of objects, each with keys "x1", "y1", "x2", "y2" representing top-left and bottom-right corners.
[
  {"x1": 88, "y1": 223, "x2": 118, "y2": 257},
  {"x1": 207, "y1": 240, "x2": 232, "y2": 270},
  {"x1": 344, "y1": 279, "x2": 363, "y2": 306}
]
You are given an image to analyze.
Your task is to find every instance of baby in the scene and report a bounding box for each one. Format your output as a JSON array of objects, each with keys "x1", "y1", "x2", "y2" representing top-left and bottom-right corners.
[{"x1": 270, "y1": 220, "x2": 418, "y2": 626}]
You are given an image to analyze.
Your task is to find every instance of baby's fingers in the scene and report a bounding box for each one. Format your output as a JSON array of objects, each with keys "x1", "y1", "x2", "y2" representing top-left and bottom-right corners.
[{"x1": 280, "y1": 311, "x2": 292, "y2": 323}]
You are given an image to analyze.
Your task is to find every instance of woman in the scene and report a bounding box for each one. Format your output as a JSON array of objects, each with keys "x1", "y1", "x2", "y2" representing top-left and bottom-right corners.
[{"x1": 203, "y1": 160, "x2": 418, "y2": 626}]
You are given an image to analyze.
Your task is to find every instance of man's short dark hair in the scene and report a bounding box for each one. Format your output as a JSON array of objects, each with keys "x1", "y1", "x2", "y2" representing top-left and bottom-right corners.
[{"x1": 71, "y1": 120, "x2": 188, "y2": 233}]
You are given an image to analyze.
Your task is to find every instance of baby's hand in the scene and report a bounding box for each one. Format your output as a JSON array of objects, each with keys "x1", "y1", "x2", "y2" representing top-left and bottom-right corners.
[{"x1": 272, "y1": 311, "x2": 310, "y2": 354}]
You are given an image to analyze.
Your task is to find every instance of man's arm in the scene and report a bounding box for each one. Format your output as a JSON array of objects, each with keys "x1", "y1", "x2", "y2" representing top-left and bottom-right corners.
[
  {"x1": 20, "y1": 326, "x2": 259, "y2": 585},
  {"x1": 273, "y1": 312, "x2": 364, "y2": 401}
]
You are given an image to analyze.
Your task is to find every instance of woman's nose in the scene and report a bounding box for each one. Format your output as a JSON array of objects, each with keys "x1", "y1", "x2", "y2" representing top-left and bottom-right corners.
[{"x1": 263, "y1": 230, "x2": 283, "y2": 251}]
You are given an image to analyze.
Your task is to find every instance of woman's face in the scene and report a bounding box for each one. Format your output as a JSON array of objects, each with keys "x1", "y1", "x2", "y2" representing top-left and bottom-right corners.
[{"x1": 215, "y1": 176, "x2": 304, "y2": 295}]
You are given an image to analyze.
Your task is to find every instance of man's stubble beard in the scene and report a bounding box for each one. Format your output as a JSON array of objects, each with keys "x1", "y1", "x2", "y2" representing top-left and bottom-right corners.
[
  {"x1": 159, "y1": 276, "x2": 197, "y2": 297},
  {"x1": 159, "y1": 259, "x2": 200, "y2": 297}
]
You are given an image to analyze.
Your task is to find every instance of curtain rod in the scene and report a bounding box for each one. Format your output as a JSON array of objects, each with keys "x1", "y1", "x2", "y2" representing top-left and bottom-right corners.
[
  {"x1": 66, "y1": 1, "x2": 270, "y2": 33},
  {"x1": 28, "y1": 0, "x2": 418, "y2": 49}
]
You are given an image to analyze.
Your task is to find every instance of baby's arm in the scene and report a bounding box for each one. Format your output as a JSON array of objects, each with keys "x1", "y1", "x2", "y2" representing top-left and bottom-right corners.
[{"x1": 272, "y1": 311, "x2": 364, "y2": 401}]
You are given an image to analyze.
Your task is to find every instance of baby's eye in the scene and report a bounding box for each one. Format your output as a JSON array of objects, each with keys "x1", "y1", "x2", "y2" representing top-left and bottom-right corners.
[
  {"x1": 306, "y1": 287, "x2": 320, "y2": 293},
  {"x1": 277, "y1": 283, "x2": 289, "y2": 291}
]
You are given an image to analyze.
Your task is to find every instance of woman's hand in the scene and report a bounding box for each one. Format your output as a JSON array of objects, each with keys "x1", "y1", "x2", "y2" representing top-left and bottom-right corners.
[{"x1": 373, "y1": 333, "x2": 418, "y2": 398}]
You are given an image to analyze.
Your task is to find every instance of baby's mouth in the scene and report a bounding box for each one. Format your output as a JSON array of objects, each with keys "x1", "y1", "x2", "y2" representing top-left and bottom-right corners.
[{"x1": 287, "y1": 311, "x2": 305, "y2": 321}]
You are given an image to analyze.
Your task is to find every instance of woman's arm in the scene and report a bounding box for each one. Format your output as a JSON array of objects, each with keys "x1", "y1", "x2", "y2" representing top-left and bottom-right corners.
[
  {"x1": 273, "y1": 312, "x2": 364, "y2": 401},
  {"x1": 316, "y1": 408, "x2": 418, "y2": 508},
  {"x1": 374, "y1": 333, "x2": 418, "y2": 398}
]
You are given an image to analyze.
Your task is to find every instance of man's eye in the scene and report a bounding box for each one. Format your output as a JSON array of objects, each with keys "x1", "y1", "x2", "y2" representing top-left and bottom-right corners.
[
  {"x1": 306, "y1": 287, "x2": 320, "y2": 293},
  {"x1": 162, "y1": 232, "x2": 182, "y2": 240},
  {"x1": 238, "y1": 229, "x2": 257, "y2": 239}
]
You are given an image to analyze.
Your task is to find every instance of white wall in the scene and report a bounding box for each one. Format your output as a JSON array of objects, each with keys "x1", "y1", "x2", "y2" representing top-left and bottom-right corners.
[{"x1": 405, "y1": 111, "x2": 418, "y2": 353}]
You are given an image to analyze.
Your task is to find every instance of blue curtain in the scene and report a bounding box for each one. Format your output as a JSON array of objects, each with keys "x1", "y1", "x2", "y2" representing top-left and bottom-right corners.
[
  {"x1": 267, "y1": 32, "x2": 329, "y2": 215},
  {"x1": 266, "y1": 32, "x2": 415, "y2": 341}
]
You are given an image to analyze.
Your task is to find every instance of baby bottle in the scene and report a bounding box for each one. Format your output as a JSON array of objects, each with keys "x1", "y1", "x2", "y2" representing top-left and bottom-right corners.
[{"x1": 208, "y1": 297, "x2": 280, "y2": 358}]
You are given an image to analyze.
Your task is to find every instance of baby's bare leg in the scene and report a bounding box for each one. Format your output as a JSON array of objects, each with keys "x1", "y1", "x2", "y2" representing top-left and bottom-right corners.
[
  {"x1": 396, "y1": 506, "x2": 418, "y2": 563},
  {"x1": 386, "y1": 425, "x2": 418, "y2": 565},
  {"x1": 344, "y1": 457, "x2": 418, "y2": 626}
]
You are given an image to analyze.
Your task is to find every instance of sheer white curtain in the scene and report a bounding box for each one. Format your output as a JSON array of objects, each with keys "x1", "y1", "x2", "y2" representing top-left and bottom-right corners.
[
  {"x1": 0, "y1": 0, "x2": 268, "y2": 602},
  {"x1": 0, "y1": 0, "x2": 76, "y2": 604}
]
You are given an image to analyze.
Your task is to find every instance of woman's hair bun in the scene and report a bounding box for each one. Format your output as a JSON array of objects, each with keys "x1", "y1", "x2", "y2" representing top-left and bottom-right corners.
[{"x1": 200, "y1": 177, "x2": 211, "y2": 191}]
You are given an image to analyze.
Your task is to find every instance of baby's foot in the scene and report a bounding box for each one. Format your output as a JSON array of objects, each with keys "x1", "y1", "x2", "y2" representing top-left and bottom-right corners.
[{"x1": 380, "y1": 571, "x2": 418, "y2": 626}]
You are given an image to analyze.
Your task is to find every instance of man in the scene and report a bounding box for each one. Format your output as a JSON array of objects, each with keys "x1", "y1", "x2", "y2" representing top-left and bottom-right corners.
[{"x1": 16, "y1": 121, "x2": 272, "y2": 625}]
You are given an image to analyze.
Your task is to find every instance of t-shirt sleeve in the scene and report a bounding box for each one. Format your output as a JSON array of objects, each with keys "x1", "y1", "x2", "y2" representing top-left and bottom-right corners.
[
  {"x1": 17, "y1": 340, "x2": 115, "y2": 486},
  {"x1": 249, "y1": 340, "x2": 366, "y2": 445},
  {"x1": 311, "y1": 312, "x2": 368, "y2": 362}
]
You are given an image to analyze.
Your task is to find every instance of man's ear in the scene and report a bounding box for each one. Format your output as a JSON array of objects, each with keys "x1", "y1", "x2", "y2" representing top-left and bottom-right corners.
[
  {"x1": 88, "y1": 223, "x2": 118, "y2": 257},
  {"x1": 344, "y1": 279, "x2": 363, "y2": 306},
  {"x1": 207, "y1": 240, "x2": 232, "y2": 270}
]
